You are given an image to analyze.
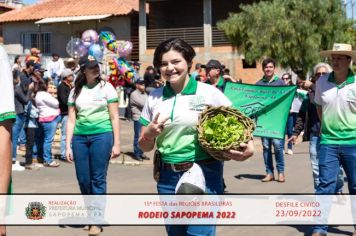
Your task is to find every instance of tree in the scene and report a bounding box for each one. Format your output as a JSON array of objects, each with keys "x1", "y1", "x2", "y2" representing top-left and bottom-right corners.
[{"x1": 218, "y1": 0, "x2": 356, "y2": 77}]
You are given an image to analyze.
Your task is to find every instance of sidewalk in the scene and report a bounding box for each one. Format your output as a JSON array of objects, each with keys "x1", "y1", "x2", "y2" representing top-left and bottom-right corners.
[{"x1": 8, "y1": 120, "x2": 354, "y2": 236}]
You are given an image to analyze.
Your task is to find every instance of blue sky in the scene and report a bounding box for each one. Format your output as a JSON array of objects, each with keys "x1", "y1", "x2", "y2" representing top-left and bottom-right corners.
[{"x1": 23, "y1": 0, "x2": 38, "y2": 4}]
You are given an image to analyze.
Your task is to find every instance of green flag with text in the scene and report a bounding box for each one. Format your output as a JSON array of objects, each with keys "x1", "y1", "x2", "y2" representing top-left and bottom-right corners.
[{"x1": 224, "y1": 82, "x2": 297, "y2": 139}]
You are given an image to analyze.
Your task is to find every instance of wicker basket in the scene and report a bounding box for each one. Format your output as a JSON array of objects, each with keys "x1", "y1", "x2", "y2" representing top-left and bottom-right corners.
[{"x1": 197, "y1": 106, "x2": 255, "y2": 161}]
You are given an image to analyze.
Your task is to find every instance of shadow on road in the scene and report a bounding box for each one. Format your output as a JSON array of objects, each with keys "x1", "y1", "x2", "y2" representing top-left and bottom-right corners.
[{"x1": 234, "y1": 174, "x2": 265, "y2": 180}]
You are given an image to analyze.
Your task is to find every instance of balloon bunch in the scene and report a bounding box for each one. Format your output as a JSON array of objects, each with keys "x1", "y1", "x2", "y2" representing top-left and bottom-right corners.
[
  {"x1": 107, "y1": 57, "x2": 139, "y2": 87},
  {"x1": 66, "y1": 29, "x2": 103, "y2": 61},
  {"x1": 99, "y1": 31, "x2": 138, "y2": 87}
]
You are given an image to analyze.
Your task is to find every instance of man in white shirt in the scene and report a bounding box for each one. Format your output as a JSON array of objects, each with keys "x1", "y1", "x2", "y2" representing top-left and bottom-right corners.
[{"x1": 46, "y1": 53, "x2": 64, "y2": 87}]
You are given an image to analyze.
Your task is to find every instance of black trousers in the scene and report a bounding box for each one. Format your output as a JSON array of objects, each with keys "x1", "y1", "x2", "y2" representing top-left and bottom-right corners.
[{"x1": 25, "y1": 127, "x2": 36, "y2": 165}]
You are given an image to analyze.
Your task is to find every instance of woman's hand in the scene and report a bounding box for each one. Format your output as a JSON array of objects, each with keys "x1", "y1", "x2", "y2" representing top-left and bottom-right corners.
[
  {"x1": 110, "y1": 144, "x2": 121, "y2": 159},
  {"x1": 222, "y1": 140, "x2": 254, "y2": 161},
  {"x1": 143, "y1": 112, "x2": 170, "y2": 140},
  {"x1": 66, "y1": 147, "x2": 74, "y2": 163}
]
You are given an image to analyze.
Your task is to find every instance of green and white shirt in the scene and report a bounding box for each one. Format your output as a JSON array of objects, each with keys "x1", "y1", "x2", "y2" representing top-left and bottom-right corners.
[
  {"x1": 0, "y1": 46, "x2": 15, "y2": 122},
  {"x1": 314, "y1": 70, "x2": 356, "y2": 145},
  {"x1": 68, "y1": 81, "x2": 118, "y2": 135},
  {"x1": 140, "y1": 77, "x2": 232, "y2": 164}
]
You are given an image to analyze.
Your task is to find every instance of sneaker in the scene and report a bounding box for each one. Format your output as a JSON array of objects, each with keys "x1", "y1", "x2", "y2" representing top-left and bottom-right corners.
[
  {"x1": 140, "y1": 154, "x2": 150, "y2": 160},
  {"x1": 43, "y1": 160, "x2": 60, "y2": 167},
  {"x1": 34, "y1": 163, "x2": 44, "y2": 168},
  {"x1": 133, "y1": 156, "x2": 143, "y2": 162},
  {"x1": 286, "y1": 149, "x2": 293, "y2": 155},
  {"x1": 12, "y1": 161, "x2": 25, "y2": 171},
  {"x1": 25, "y1": 163, "x2": 40, "y2": 170}
]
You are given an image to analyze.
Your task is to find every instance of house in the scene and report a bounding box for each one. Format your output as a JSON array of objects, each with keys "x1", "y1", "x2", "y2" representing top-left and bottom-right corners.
[
  {"x1": 0, "y1": 2, "x2": 17, "y2": 43},
  {"x1": 139, "y1": 0, "x2": 263, "y2": 83},
  {"x1": 0, "y1": 0, "x2": 139, "y2": 59},
  {"x1": 0, "y1": 0, "x2": 263, "y2": 83}
]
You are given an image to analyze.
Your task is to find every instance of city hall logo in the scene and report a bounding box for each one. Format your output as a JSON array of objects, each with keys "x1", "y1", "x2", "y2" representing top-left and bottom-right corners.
[{"x1": 25, "y1": 202, "x2": 46, "y2": 220}]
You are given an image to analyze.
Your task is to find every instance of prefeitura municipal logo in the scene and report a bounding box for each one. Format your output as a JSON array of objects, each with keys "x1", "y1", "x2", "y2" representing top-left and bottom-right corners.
[{"x1": 25, "y1": 202, "x2": 46, "y2": 220}]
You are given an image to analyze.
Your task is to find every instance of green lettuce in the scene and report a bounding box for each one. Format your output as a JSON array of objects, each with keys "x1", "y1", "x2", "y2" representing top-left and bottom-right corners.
[{"x1": 202, "y1": 114, "x2": 244, "y2": 150}]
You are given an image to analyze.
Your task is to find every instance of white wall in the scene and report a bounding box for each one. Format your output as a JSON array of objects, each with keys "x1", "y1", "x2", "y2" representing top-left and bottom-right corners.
[{"x1": 2, "y1": 16, "x2": 132, "y2": 57}]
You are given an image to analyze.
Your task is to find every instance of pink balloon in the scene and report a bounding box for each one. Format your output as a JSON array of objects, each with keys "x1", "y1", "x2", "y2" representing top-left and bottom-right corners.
[
  {"x1": 81, "y1": 29, "x2": 99, "y2": 48},
  {"x1": 116, "y1": 40, "x2": 133, "y2": 58}
]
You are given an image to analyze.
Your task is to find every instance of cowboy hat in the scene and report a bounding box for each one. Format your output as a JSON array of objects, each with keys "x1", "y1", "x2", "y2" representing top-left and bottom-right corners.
[
  {"x1": 320, "y1": 43, "x2": 356, "y2": 60},
  {"x1": 64, "y1": 58, "x2": 78, "y2": 69}
]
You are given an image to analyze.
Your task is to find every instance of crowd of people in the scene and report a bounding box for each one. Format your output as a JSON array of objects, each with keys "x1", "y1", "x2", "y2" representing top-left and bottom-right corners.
[{"x1": 1, "y1": 38, "x2": 355, "y2": 236}]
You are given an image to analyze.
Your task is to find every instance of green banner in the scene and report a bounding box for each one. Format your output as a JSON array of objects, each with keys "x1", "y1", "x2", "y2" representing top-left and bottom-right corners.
[{"x1": 224, "y1": 82, "x2": 297, "y2": 139}]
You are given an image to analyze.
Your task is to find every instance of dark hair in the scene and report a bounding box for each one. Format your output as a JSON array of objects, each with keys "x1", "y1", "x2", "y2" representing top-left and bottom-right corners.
[
  {"x1": 14, "y1": 55, "x2": 20, "y2": 64},
  {"x1": 52, "y1": 53, "x2": 59, "y2": 58},
  {"x1": 73, "y1": 68, "x2": 104, "y2": 101},
  {"x1": 153, "y1": 38, "x2": 196, "y2": 72},
  {"x1": 281, "y1": 73, "x2": 294, "y2": 85},
  {"x1": 262, "y1": 58, "x2": 276, "y2": 68},
  {"x1": 37, "y1": 79, "x2": 48, "y2": 92}
]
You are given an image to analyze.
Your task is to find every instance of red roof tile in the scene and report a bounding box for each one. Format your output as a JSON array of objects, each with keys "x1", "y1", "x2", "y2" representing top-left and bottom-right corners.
[{"x1": 0, "y1": 0, "x2": 138, "y2": 23}]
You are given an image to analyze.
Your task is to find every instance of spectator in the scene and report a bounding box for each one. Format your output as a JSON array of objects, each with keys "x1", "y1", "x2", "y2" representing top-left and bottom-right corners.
[
  {"x1": 56, "y1": 69, "x2": 74, "y2": 160},
  {"x1": 46, "y1": 53, "x2": 65, "y2": 87},
  {"x1": 281, "y1": 73, "x2": 297, "y2": 155},
  {"x1": 130, "y1": 77, "x2": 149, "y2": 161},
  {"x1": 12, "y1": 70, "x2": 33, "y2": 171},
  {"x1": 202, "y1": 59, "x2": 226, "y2": 92},
  {"x1": 35, "y1": 79, "x2": 61, "y2": 167},
  {"x1": 25, "y1": 48, "x2": 41, "y2": 64},
  {"x1": 12, "y1": 55, "x2": 23, "y2": 73}
]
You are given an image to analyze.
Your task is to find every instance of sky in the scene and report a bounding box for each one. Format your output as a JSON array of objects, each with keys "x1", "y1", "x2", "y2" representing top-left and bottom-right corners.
[{"x1": 23, "y1": 0, "x2": 38, "y2": 4}]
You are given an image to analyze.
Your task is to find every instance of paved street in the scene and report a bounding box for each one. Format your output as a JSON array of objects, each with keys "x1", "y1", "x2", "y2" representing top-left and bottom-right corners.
[{"x1": 8, "y1": 120, "x2": 354, "y2": 236}]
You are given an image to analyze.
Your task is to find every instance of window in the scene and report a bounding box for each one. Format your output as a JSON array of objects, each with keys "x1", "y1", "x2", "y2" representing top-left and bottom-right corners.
[
  {"x1": 242, "y1": 59, "x2": 256, "y2": 69},
  {"x1": 21, "y1": 32, "x2": 52, "y2": 55}
]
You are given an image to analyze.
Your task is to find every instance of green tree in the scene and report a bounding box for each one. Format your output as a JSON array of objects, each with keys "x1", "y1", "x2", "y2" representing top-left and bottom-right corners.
[{"x1": 218, "y1": 0, "x2": 356, "y2": 77}]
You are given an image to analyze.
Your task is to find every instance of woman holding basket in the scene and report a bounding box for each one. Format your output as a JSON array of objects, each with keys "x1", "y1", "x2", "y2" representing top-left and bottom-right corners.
[{"x1": 138, "y1": 38, "x2": 254, "y2": 236}]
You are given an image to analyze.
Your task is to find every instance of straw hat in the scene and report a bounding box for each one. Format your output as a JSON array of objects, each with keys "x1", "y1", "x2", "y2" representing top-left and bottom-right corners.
[
  {"x1": 64, "y1": 58, "x2": 78, "y2": 69},
  {"x1": 320, "y1": 43, "x2": 356, "y2": 60}
]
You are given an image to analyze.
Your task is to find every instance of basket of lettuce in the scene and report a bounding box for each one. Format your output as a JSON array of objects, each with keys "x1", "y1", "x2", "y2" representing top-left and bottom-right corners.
[{"x1": 197, "y1": 106, "x2": 255, "y2": 161}]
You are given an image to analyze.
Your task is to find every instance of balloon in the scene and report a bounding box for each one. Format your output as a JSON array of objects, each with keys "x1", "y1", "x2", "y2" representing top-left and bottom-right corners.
[
  {"x1": 116, "y1": 40, "x2": 133, "y2": 58},
  {"x1": 81, "y1": 29, "x2": 99, "y2": 48},
  {"x1": 114, "y1": 57, "x2": 138, "y2": 82},
  {"x1": 66, "y1": 38, "x2": 87, "y2": 58},
  {"x1": 99, "y1": 31, "x2": 116, "y2": 47},
  {"x1": 88, "y1": 44, "x2": 103, "y2": 62}
]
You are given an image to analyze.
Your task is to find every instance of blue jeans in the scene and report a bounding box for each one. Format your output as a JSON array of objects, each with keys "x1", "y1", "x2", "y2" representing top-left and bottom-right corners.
[
  {"x1": 286, "y1": 113, "x2": 297, "y2": 150},
  {"x1": 261, "y1": 137, "x2": 285, "y2": 174},
  {"x1": 18, "y1": 126, "x2": 26, "y2": 145},
  {"x1": 60, "y1": 115, "x2": 68, "y2": 158},
  {"x1": 157, "y1": 160, "x2": 223, "y2": 236},
  {"x1": 72, "y1": 131, "x2": 113, "y2": 194},
  {"x1": 38, "y1": 115, "x2": 60, "y2": 164},
  {"x1": 133, "y1": 120, "x2": 143, "y2": 158},
  {"x1": 312, "y1": 144, "x2": 356, "y2": 234},
  {"x1": 309, "y1": 135, "x2": 344, "y2": 192},
  {"x1": 12, "y1": 113, "x2": 26, "y2": 161}
]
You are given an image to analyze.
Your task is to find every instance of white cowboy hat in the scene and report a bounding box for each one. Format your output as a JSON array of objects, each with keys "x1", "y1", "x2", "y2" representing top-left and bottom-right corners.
[{"x1": 320, "y1": 43, "x2": 356, "y2": 60}]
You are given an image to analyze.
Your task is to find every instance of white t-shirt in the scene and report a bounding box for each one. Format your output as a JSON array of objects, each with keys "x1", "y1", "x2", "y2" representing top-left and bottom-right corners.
[
  {"x1": 0, "y1": 46, "x2": 16, "y2": 122},
  {"x1": 68, "y1": 81, "x2": 118, "y2": 135},
  {"x1": 140, "y1": 77, "x2": 232, "y2": 163}
]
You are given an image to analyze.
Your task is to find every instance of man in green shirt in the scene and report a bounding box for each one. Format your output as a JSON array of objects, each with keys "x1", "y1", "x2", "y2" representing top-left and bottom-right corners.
[{"x1": 312, "y1": 43, "x2": 356, "y2": 236}]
